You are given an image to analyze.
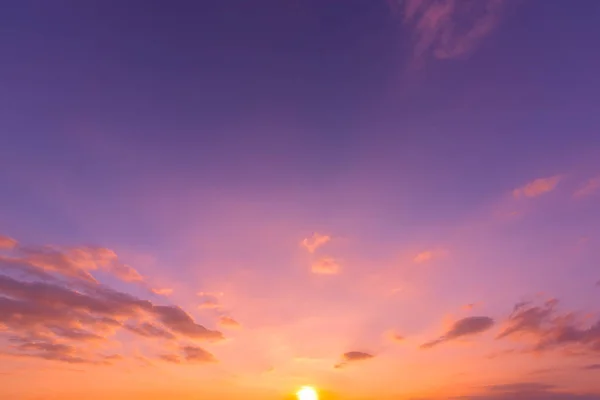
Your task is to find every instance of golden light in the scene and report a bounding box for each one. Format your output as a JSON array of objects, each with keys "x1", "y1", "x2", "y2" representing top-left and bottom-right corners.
[{"x1": 296, "y1": 386, "x2": 318, "y2": 400}]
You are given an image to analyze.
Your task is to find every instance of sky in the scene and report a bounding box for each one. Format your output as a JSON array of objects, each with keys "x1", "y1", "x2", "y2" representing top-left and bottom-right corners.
[{"x1": 1, "y1": 0, "x2": 600, "y2": 399}]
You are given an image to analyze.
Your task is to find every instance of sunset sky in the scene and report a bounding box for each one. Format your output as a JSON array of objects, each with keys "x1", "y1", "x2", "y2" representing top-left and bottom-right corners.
[{"x1": 1, "y1": 1, "x2": 600, "y2": 399}]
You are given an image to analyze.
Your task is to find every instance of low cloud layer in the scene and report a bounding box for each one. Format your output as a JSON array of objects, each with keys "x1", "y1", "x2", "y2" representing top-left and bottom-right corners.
[{"x1": 421, "y1": 316, "x2": 494, "y2": 348}]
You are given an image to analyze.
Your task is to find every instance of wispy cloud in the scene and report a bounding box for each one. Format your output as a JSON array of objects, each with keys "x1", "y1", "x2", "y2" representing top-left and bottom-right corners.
[
  {"x1": 301, "y1": 232, "x2": 331, "y2": 253},
  {"x1": 311, "y1": 257, "x2": 341, "y2": 275},
  {"x1": 402, "y1": 0, "x2": 506, "y2": 65},
  {"x1": 512, "y1": 175, "x2": 563, "y2": 199},
  {"x1": 574, "y1": 177, "x2": 600, "y2": 198},
  {"x1": 0, "y1": 235, "x2": 17, "y2": 249},
  {"x1": 413, "y1": 248, "x2": 446, "y2": 264},
  {"x1": 421, "y1": 316, "x2": 494, "y2": 348},
  {"x1": 496, "y1": 298, "x2": 600, "y2": 354}
]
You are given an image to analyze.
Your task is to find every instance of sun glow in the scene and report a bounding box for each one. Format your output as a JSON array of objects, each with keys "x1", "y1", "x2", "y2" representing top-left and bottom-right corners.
[{"x1": 297, "y1": 386, "x2": 318, "y2": 400}]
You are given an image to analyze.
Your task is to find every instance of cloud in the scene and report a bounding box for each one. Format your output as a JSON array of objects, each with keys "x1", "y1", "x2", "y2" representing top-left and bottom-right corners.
[
  {"x1": 421, "y1": 316, "x2": 494, "y2": 348},
  {"x1": 412, "y1": 249, "x2": 447, "y2": 264},
  {"x1": 496, "y1": 299, "x2": 600, "y2": 354},
  {"x1": 583, "y1": 364, "x2": 600, "y2": 370},
  {"x1": 0, "y1": 236, "x2": 223, "y2": 364},
  {"x1": 402, "y1": 0, "x2": 506, "y2": 65},
  {"x1": 389, "y1": 331, "x2": 405, "y2": 342},
  {"x1": 512, "y1": 175, "x2": 562, "y2": 199},
  {"x1": 462, "y1": 303, "x2": 480, "y2": 311},
  {"x1": 153, "y1": 305, "x2": 223, "y2": 341},
  {"x1": 413, "y1": 251, "x2": 434, "y2": 263},
  {"x1": 334, "y1": 351, "x2": 374, "y2": 369},
  {"x1": 198, "y1": 299, "x2": 220, "y2": 309},
  {"x1": 0, "y1": 235, "x2": 17, "y2": 249},
  {"x1": 218, "y1": 316, "x2": 241, "y2": 328},
  {"x1": 159, "y1": 345, "x2": 217, "y2": 364},
  {"x1": 496, "y1": 299, "x2": 557, "y2": 340},
  {"x1": 301, "y1": 233, "x2": 331, "y2": 253},
  {"x1": 151, "y1": 288, "x2": 173, "y2": 296},
  {"x1": 182, "y1": 345, "x2": 217, "y2": 363},
  {"x1": 574, "y1": 177, "x2": 600, "y2": 198},
  {"x1": 125, "y1": 322, "x2": 175, "y2": 340},
  {"x1": 15, "y1": 245, "x2": 144, "y2": 283},
  {"x1": 311, "y1": 257, "x2": 340, "y2": 275}
]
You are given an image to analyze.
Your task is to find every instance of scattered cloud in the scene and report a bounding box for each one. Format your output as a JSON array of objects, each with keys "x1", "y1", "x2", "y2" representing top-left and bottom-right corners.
[
  {"x1": 496, "y1": 299, "x2": 600, "y2": 354},
  {"x1": 0, "y1": 235, "x2": 223, "y2": 364},
  {"x1": 512, "y1": 175, "x2": 562, "y2": 199},
  {"x1": 401, "y1": 0, "x2": 506, "y2": 66},
  {"x1": 218, "y1": 316, "x2": 241, "y2": 329},
  {"x1": 301, "y1": 233, "x2": 331, "y2": 253},
  {"x1": 574, "y1": 177, "x2": 600, "y2": 198},
  {"x1": 334, "y1": 351, "x2": 374, "y2": 369},
  {"x1": 421, "y1": 316, "x2": 494, "y2": 348},
  {"x1": 198, "y1": 299, "x2": 221, "y2": 309},
  {"x1": 0, "y1": 235, "x2": 17, "y2": 249},
  {"x1": 311, "y1": 257, "x2": 340, "y2": 275},
  {"x1": 151, "y1": 288, "x2": 173, "y2": 296},
  {"x1": 583, "y1": 364, "x2": 600, "y2": 371}
]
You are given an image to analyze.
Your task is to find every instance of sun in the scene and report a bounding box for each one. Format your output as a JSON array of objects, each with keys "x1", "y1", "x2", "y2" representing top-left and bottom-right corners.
[{"x1": 296, "y1": 386, "x2": 318, "y2": 400}]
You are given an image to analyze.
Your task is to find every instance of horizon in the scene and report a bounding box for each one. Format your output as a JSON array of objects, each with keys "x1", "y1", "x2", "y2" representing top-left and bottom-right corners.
[{"x1": 2, "y1": 1, "x2": 600, "y2": 399}]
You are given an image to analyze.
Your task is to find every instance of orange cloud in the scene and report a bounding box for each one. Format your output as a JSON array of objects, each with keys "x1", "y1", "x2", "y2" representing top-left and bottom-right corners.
[
  {"x1": 311, "y1": 257, "x2": 340, "y2": 275},
  {"x1": 0, "y1": 235, "x2": 17, "y2": 249},
  {"x1": 198, "y1": 299, "x2": 220, "y2": 309},
  {"x1": 152, "y1": 288, "x2": 173, "y2": 296},
  {"x1": 573, "y1": 176, "x2": 600, "y2": 198},
  {"x1": 218, "y1": 316, "x2": 241, "y2": 328},
  {"x1": 301, "y1": 232, "x2": 331, "y2": 253},
  {"x1": 512, "y1": 175, "x2": 562, "y2": 198}
]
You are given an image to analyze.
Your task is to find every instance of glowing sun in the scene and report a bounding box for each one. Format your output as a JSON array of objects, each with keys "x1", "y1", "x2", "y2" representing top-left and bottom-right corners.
[{"x1": 297, "y1": 386, "x2": 318, "y2": 400}]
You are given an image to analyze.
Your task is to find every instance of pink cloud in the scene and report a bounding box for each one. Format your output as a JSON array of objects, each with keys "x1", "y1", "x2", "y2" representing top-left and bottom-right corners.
[
  {"x1": 301, "y1": 232, "x2": 331, "y2": 253},
  {"x1": 0, "y1": 235, "x2": 17, "y2": 250},
  {"x1": 512, "y1": 175, "x2": 563, "y2": 199},
  {"x1": 402, "y1": 0, "x2": 506, "y2": 65},
  {"x1": 573, "y1": 176, "x2": 600, "y2": 198},
  {"x1": 311, "y1": 257, "x2": 341, "y2": 275},
  {"x1": 152, "y1": 288, "x2": 174, "y2": 296}
]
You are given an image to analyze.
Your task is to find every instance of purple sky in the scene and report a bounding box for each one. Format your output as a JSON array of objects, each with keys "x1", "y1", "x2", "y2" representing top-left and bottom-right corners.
[{"x1": 1, "y1": 1, "x2": 600, "y2": 399}]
